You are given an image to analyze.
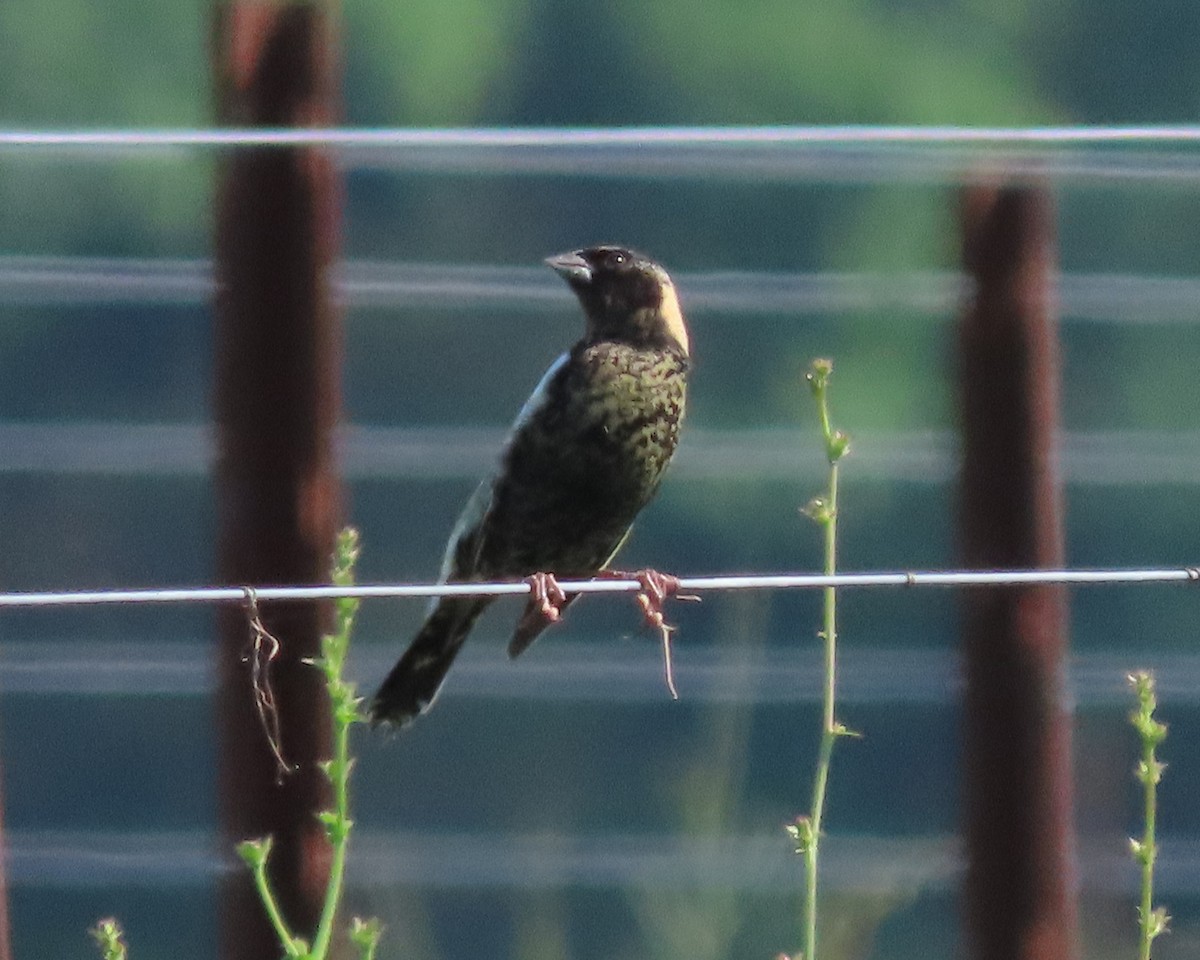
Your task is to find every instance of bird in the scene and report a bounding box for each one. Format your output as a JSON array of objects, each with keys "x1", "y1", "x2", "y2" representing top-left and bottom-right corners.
[{"x1": 370, "y1": 245, "x2": 691, "y2": 728}]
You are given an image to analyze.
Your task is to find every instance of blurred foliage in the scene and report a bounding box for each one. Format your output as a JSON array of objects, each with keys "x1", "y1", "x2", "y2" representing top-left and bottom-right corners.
[{"x1": 0, "y1": 1, "x2": 206, "y2": 127}]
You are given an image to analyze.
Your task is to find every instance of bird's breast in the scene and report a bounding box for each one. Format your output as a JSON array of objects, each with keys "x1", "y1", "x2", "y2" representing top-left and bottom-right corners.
[
  {"x1": 482, "y1": 343, "x2": 687, "y2": 576},
  {"x1": 565, "y1": 345, "x2": 687, "y2": 482},
  {"x1": 501, "y1": 345, "x2": 686, "y2": 501}
]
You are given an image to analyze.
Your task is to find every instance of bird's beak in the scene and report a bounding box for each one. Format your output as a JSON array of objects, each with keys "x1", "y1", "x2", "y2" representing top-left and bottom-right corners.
[{"x1": 544, "y1": 251, "x2": 591, "y2": 284}]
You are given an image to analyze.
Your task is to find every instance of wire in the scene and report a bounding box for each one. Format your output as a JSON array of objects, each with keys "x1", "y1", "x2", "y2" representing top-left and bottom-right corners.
[
  {"x1": 9, "y1": 423, "x2": 1200, "y2": 486},
  {"x1": 9, "y1": 641, "x2": 1200, "y2": 706},
  {"x1": 0, "y1": 827, "x2": 954, "y2": 892},
  {"x1": 10, "y1": 827, "x2": 1200, "y2": 893},
  {"x1": 5, "y1": 125, "x2": 1200, "y2": 183},
  {"x1": 5, "y1": 125, "x2": 1200, "y2": 147},
  {"x1": 0, "y1": 566, "x2": 1197, "y2": 608},
  {"x1": 6, "y1": 256, "x2": 1200, "y2": 325}
]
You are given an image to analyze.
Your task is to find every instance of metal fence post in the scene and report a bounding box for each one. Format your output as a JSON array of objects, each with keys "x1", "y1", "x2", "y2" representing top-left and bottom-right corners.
[
  {"x1": 212, "y1": 5, "x2": 343, "y2": 958},
  {"x1": 958, "y1": 183, "x2": 1077, "y2": 960}
]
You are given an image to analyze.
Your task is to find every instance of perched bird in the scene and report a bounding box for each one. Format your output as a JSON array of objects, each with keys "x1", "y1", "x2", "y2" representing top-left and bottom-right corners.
[{"x1": 370, "y1": 245, "x2": 691, "y2": 728}]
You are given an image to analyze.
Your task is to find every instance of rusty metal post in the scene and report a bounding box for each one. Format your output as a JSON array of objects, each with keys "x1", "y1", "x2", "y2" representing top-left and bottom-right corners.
[
  {"x1": 212, "y1": 5, "x2": 342, "y2": 958},
  {"x1": 958, "y1": 184, "x2": 1077, "y2": 960}
]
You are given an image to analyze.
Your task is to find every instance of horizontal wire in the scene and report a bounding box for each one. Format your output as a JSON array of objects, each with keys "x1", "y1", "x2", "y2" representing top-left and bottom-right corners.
[
  {"x1": 8, "y1": 827, "x2": 1200, "y2": 894},
  {"x1": 7, "y1": 257, "x2": 957, "y2": 314},
  {"x1": 6, "y1": 125, "x2": 1200, "y2": 147},
  {"x1": 1, "y1": 828, "x2": 960, "y2": 893},
  {"x1": 1, "y1": 566, "x2": 1198, "y2": 608},
  {"x1": 0, "y1": 643, "x2": 960, "y2": 701},
  {"x1": 5, "y1": 126, "x2": 1200, "y2": 183},
  {"x1": 7, "y1": 256, "x2": 1200, "y2": 325},
  {"x1": 6, "y1": 641, "x2": 1199, "y2": 706},
  {"x1": 7, "y1": 423, "x2": 1200, "y2": 487}
]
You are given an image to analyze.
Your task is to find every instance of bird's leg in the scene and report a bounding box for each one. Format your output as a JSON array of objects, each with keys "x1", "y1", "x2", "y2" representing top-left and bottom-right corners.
[
  {"x1": 509, "y1": 573, "x2": 576, "y2": 658},
  {"x1": 602, "y1": 568, "x2": 699, "y2": 700},
  {"x1": 520, "y1": 572, "x2": 569, "y2": 630},
  {"x1": 600, "y1": 568, "x2": 700, "y2": 623}
]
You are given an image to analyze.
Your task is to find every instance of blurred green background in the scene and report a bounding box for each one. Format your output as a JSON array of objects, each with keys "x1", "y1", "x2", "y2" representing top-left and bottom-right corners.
[{"x1": 3, "y1": 1, "x2": 1200, "y2": 958}]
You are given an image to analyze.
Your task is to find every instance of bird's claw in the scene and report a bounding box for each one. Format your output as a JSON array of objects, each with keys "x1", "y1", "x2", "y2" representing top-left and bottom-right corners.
[
  {"x1": 599, "y1": 569, "x2": 696, "y2": 620},
  {"x1": 634, "y1": 569, "x2": 681, "y2": 631},
  {"x1": 607, "y1": 568, "x2": 694, "y2": 700},
  {"x1": 524, "y1": 572, "x2": 568, "y2": 625},
  {"x1": 604, "y1": 568, "x2": 698, "y2": 628}
]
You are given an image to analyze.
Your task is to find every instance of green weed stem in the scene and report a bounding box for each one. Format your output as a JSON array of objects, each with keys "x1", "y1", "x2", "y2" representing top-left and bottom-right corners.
[
  {"x1": 94, "y1": 529, "x2": 380, "y2": 960},
  {"x1": 789, "y1": 359, "x2": 854, "y2": 960},
  {"x1": 308, "y1": 527, "x2": 370, "y2": 960},
  {"x1": 1128, "y1": 671, "x2": 1169, "y2": 960},
  {"x1": 237, "y1": 837, "x2": 305, "y2": 955},
  {"x1": 242, "y1": 528, "x2": 380, "y2": 960}
]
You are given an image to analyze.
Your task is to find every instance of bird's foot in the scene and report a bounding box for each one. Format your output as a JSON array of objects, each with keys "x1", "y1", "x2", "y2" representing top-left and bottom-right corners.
[
  {"x1": 639, "y1": 570, "x2": 700, "y2": 626},
  {"x1": 605, "y1": 569, "x2": 698, "y2": 700},
  {"x1": 520, "y1": 572, "x2": 569, "y2": 631}
]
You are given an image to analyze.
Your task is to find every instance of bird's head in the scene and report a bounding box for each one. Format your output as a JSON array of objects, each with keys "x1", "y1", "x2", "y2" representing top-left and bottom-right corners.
[{"x1": 545, "y1": 246, "x2": 690, "y2": 355}]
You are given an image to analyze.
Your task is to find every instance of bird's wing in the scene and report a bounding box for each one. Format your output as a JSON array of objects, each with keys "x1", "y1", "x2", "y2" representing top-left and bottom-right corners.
[
  {"x1": 598, "y1": 525, "x2": 635, "y2": 571},
  {"x1": 510, "y1": 350, "x2": 569, "y2": 433},
  {"x1": 436, "y1": 350, "x2": 572, "y2": 587},
  {"x1": 436, "y1": 477, "x2": 492, "y2": 584}
]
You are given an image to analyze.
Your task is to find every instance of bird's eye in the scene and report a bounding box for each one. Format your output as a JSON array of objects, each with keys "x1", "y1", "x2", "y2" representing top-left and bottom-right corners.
[{"x1": 610, "y1": 252, "x2": 626, "y2": 266}]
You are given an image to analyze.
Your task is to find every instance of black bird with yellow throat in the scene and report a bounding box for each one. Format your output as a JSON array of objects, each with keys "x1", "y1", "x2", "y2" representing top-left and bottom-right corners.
[{"x1": 370, "y1": 245, "x2": 690, "y2": 728}]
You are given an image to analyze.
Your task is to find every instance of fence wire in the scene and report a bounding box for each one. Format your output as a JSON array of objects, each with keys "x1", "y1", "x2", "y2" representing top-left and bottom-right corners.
[
  {"x1": 6, "y1": 124, "x2": 1200, "y2": 146},
  {"x1": 0, "y1": 565, "x2": 1197, "y2": 609},
  {"x1": 7, "y1": 424, "x2": 1200, "y2": 485},
  {"x1": 7, "y1": 257, "x2": 1200, "y2": 325},
  {"x1": 7, "y1": 125, "x2": 1200, "y2": 183}
]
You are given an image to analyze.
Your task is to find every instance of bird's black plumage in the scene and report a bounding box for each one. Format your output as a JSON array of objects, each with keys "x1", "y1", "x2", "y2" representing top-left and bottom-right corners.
[{"x1": 370, "y1": 246, "x2": 690, "y2": 728}]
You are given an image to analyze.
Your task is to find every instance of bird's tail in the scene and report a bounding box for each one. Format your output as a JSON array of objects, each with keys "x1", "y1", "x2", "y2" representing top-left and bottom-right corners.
[{"x1": 370, "y1": 596, "x2": 490, "y2": 728}]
